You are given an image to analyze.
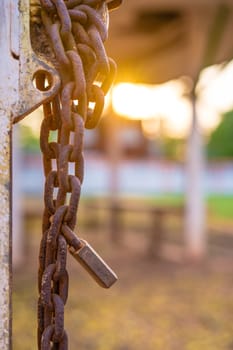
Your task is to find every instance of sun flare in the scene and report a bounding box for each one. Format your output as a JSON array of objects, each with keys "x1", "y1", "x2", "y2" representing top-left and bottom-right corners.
[
  {"x1": 112, "y1": 61, "x2": 233, "y2": 138},
  {"x1": 112, "y1": 81, "x2": 192, "y2": 137}
]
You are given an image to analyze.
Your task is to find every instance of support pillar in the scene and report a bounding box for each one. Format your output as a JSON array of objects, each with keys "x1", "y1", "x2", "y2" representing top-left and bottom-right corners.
[
  {"x1": 185, "y1": 91, "x2": 206, "y2": 260},
  {"x1": 106, "y1": 109, "x2": 122, "y2": 243}
]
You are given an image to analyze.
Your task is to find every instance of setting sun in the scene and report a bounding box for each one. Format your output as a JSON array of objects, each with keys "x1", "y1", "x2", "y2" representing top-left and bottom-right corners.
[
  {"x1": 112, "y1": 81, "x2": 192, "y2": 138},
  {"x1": 112, "y1": 61, "x2": 233, "y2": 138}
]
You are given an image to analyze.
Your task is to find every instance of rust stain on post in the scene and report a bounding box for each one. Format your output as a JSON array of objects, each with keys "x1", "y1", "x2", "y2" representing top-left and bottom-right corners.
[
  {"x1": 0, "y1": 1, "x2": 16, "y2": 348},
  {"x1": 13, "y1": 0, "x2": 60, "y2": 124},
  {"x1": 0, "y1": 111, "x2": 12, "y2": 350}
]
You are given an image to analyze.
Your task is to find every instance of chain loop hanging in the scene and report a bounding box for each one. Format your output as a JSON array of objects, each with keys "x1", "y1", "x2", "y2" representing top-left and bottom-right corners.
[{"x1": 29, "y1": 0, "x2": 122, "y2": 348}]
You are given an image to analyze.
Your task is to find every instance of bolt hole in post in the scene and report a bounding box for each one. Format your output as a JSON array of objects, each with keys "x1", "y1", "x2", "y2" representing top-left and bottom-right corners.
[{"x1": 33, "y1": 69, "x2": 54, "y2": 91}]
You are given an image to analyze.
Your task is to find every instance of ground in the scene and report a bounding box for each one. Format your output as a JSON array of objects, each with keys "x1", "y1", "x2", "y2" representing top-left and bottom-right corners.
[{"x1": 13, "y1": 207, "x2": 233, "y2": 350}]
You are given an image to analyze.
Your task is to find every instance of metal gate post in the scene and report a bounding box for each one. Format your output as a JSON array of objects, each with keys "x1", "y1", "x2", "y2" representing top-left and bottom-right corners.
[{"x1": 0, "y1": 1, "x2": 19, "y2": 347}]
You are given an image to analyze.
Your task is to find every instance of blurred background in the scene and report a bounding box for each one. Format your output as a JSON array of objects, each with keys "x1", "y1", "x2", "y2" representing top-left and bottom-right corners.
[{"x1": 13, "y1": 0, "x2": 233, "y2": 349}]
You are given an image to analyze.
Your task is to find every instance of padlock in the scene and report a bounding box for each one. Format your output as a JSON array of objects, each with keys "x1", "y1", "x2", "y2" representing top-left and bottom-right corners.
[{"x1": 69, "y1": 240, "x2": 118, "y2": 288}]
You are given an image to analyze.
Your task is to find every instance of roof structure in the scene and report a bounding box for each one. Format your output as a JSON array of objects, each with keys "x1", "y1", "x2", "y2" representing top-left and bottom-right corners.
[{"x1": 106, "y1": 0, "x2": 233, "y2": 84}]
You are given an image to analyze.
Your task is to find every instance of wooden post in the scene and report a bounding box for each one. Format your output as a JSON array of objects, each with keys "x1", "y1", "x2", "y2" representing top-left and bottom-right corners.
[
  {"x1": 106, "y1": 110, "x2": 122, "y2": 243},
  {"x1": 147, "y1": 210, "x2": 164, "y2": 259}
]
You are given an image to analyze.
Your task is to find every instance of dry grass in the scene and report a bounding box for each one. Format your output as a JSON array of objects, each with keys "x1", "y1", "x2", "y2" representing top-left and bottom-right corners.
[{"x1": 12, "y1": 211, "x2": 233, "y2": 350}]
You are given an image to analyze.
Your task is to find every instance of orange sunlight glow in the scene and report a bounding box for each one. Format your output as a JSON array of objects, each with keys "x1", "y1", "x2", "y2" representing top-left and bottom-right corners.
[
  {"x1": 21, "y1": 107, "x2": 43, "y2": 137},
  {"x1": 112, "y1": 81, "x2": 192, "y2": 138},
  {"x1": 112, "y1": 60, "x2": 233, "y2": 138}
]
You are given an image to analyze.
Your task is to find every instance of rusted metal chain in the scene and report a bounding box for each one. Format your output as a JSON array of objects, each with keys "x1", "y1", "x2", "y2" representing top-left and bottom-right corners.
[{"x1": 32, "y1": 0, "x2": 121, "y2": 348}]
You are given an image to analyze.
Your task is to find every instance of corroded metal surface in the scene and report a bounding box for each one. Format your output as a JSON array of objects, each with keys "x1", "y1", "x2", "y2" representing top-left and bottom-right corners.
[
  {"x1": 13, "y1": 0, "x2": 61, "y2": 123},
  {"x1": 69, "y1": 240, "x2": 118, "y2": 288},
  {"x1": 0, "y1": 0, "x2": 120, "y2": 348},
  {"x1": 0, "y1": 1, "x2": 15, "y2": 348},
  {"x1": 0, "y1": 115, "x2": 11, "y2": 350},
  {"x1": 36, "y1": 0, "x2": 120, "y2": 347},
  {"x1": 0, "y1": 1, "x2": 60, "y2": 348}
]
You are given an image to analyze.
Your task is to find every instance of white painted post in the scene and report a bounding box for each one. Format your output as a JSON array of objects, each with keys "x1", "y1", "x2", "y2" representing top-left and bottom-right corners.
[
  {"x1": 0, "y1": 1, "x2": 19, "y2": 347},
  {"x1": 185, "y1": 91, "x2": 206, "y2": 260}
]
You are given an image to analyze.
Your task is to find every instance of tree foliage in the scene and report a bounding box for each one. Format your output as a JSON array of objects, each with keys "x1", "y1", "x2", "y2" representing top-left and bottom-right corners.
[
  {"x1": 207, "y1": 110, "x2": 233, "y2": 159},
  {"x1": 19, "y1": 124, "x2": 40, "y2": 153}
]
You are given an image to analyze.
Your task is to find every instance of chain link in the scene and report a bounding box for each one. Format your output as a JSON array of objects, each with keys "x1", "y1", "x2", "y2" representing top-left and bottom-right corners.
[{"x1": 30, "y1": 0, "x2": 122, "y2": 348}]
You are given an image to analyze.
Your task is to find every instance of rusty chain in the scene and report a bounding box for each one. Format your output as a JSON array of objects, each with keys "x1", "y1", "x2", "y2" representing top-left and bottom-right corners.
[{"x1": 27, "y1": 0, "x2": 122, "y2": 348}]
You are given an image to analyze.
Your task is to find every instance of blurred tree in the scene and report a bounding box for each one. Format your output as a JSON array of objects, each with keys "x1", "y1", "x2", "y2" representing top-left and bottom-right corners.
[
  {"x1": 162, "y1": 137, "x2": 185, "y2": 160},
  {"x1": 19, "y1": 124, "x2": 40, "y2": 153},
  {"x1": 207, "y1": 110, "x2": 233, "y2": 159}
]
